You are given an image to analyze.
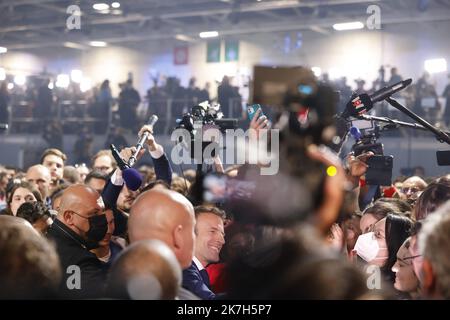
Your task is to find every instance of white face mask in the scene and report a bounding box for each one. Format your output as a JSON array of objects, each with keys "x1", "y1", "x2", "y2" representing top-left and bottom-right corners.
[{"x1": 354, "y1": 232, "x2": 387, "y2": 263}]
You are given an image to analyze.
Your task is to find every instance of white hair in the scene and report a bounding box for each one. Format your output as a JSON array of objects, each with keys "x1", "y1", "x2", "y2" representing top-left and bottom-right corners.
[{"x1": 419, "y1": 200, "x2": 450, "y2": 299}]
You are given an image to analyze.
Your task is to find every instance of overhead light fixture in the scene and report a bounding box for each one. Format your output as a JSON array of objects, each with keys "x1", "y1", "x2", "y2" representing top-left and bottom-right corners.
[
  {"x1": 111, "y1": 2, "x2": 121, "y2": 8},
  {"x1": 7, "y1": 83, "x2": 14, "y2": 90},
  {"x1": 64, "y1": 42, "x2": 87, "y2": 50},
  {"x1": 0, "y1": 68, "x2": 5, "y2": 81},
  {"x1": 333, "y1": 21, "x2": 364, "y2": 31},
  {"x1": 311, "y1": 67, "x2": 322, "y2": 77},
  {"x1": 56, "y1": 74, "x2": 70, "y2": 88},
  {"x1": 71, "y1": 70, "x2": 83, "y2": 83},
  {"x1": 48, "y1": 82, "x2": 54, "y2": 90},
  {"x1": 175, "y1": 34, "x2": 195, "y2": 42},
  {"x1": 424, "y1": 58, "x2": 447, "y2": 74},
  {"x1": 0, "y1": 47, "x2": 7, "y2": 54},
  {"x1": 199, "y1": 31, "x2": 219, "y2": 38},
  {"x1": 89, "y1": 41, "x2": 107, "y2": 47},
  {"x1": 93, "y1": 3, "x2": 109, "y2": 11}
]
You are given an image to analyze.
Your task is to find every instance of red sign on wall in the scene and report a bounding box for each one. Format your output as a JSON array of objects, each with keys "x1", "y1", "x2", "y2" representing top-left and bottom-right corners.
[{"x1": 174, "y1": 46, "x2": 188, "y2": 65}]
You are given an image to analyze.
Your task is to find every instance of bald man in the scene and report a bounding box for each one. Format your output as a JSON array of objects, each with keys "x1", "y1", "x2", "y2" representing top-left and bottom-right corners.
[
  {"x1": 129, "y1": 188, "x2": 195, "y2": 269},
  {"x1": 129, "y1": 188, "x2": 199, "y2": 300},
  {"x1": 399, "y1": 176, "x2": 428, "y2": 203},
  {"x1": 46, "y1": 184, "x2": 108, "y2": 299},
  {"x1": 107, "y1": 240, "x2": 181, "y2": 300},
  {"x1": 26, "y1": 164, "x2": 51, "y2": 203}
]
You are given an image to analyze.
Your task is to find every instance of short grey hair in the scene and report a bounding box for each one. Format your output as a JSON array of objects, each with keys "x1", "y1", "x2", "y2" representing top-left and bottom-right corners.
[{"x1": 419, "y1": 200, "x2": 450, "y2": 299}]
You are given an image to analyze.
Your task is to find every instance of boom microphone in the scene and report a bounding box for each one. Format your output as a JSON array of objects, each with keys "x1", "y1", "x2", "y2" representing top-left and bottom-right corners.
[
  {"x1": 109, "y1": 115, "x2": 158, "y2": 191},
  {"x1": 128, "y1": 115, "x2": 158, "y2": 167},
  {"x1": 341, "y1": 79, "x2": 412, "y2": 118}
]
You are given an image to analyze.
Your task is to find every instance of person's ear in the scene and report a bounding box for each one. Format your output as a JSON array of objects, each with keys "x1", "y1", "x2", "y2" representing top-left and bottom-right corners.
[
  {"x1": 421, "y1": 258, "x2": 435, "y2": 297},
  {"x1": 173, "y1": 224, "x2": 183, "y2": 251},
  {"x1": 63, "y1": 210, "x2": 74, "y2": 225}
]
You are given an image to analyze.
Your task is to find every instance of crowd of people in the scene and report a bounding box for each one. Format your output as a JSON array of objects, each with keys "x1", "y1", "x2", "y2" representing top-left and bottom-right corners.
[
  {"x1": 0, "y1": 75, "x2": 243, "y2": 135},
  {"x1": 2, "y1": 67, "x2": 449, "y2": 137},
  {"x1": 1, "y1": 66, "x2": 450, "y2": 301},
  {"x1": 1, "y1": 99, "x2": 450, "y2": 300}
]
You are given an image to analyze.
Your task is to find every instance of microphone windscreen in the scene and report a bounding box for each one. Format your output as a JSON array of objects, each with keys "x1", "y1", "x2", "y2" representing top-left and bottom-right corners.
[
  {"x1": 350, "y1": 126, "x2": 362, "y2": 140},
  {"x1": 346, "y1": 93, "x2": 373, "y2": 117},
  {"x1": 123, "y1": 168, "x2": 143, "y2": 191}
]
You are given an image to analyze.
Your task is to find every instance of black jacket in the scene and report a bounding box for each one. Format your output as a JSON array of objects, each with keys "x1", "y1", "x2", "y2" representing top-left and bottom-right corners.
[{"x1": 47, "y1": 219, "x2": 107, "y2": 299}]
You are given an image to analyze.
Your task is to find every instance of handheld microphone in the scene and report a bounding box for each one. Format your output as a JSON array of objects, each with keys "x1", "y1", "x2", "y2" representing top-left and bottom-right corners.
[
  {"x1": 341, "y1": 79, "x2": 412, "y2": 118},
  {"x1": 350, "y1": 126, "x2": 362, "y2": 141},
  {"x1": 128, "y1": 115, "x2": 158, "y2": 167},
  {"x1": 110, "y1": 144, "x2": 143, "y2": 191}
]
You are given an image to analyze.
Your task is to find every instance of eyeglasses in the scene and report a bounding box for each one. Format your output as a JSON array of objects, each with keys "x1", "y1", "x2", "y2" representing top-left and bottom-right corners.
[
  {"x1": 402, "y1": 254, "x2": 422, "y2": 261},
  {"x1": 401, "y1": 187, "x2": 420, "y2": 194}
]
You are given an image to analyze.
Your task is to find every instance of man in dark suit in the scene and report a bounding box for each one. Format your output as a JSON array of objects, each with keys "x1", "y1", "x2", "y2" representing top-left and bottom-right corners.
[
  {"x1": 128, "y1": 188, "x2": 199, "y2": 300},
  {"x1": 101, "y1": 124, "x2": 173, "y2": 237},
  {"x1": 182, "y1": 206, "x2": 226, "y2": 300},
  {"x1": 47, "y1": 184, "x2": 108, "y2": 299}
]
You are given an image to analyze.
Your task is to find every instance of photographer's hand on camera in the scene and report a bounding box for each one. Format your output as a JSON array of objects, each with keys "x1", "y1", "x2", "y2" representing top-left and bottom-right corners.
[{"x1": 346, "y1": 151, "x2": 374, "y2": 189}]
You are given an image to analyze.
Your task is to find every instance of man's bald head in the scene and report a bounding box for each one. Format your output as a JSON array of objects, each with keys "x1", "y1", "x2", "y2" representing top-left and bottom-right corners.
[
  {"x1": 107, "y1": 240, "x2": 181, "y2": 300},
  {"x1": 26, "y1": 164, "x2": 51, "y2": 200},
  {"x1": 401, "y1": 176, "x2": 428, "y2": 201},
  {"x1": 59, "y1": 184, "x2": 103, "y2": 214},
  {"x1": 129, "y1": 188, "x2": 195, "y2": 269},
  {"x1": 58, "y1": 184, "x2": 106, "y2": 240}
]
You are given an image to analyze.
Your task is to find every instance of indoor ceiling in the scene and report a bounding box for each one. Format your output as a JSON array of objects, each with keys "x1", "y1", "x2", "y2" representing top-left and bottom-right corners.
[{"x1": 1, "y1": 0, "x2": 450, "y2": 50}]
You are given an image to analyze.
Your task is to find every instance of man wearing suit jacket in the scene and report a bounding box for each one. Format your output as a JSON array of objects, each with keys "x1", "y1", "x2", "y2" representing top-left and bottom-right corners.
[
  {"x1": 101, "y1": 124, "x2": 173, "y2": 237},
  {"x1": 182, "y1": 206, "x2": 226, "y2": 300}
]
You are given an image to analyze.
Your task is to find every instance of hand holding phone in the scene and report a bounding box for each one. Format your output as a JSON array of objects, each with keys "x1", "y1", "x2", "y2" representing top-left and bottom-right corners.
[{"x1": 247, "y1": 104, "x2": 265, "y2": 122}]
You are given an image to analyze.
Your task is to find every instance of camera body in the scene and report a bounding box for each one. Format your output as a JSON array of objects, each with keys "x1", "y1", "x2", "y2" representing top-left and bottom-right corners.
[
  {"x1": 175, "y1": 101, "x2": 238, "y2": 160},
  {"x1": 351, "y1": 121, "x2": 394, "y2": 186}
]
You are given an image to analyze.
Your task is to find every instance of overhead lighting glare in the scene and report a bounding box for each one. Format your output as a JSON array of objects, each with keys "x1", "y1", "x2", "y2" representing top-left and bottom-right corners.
[
  {"x1": 311, "y1": 67, "x2": 322, "y2": 77},
  {"x1": 14, "y1": 75, "x2": 26, "y2": 86},
  {"x1": 333, "y1": 21, "x2": 364, "y2": 31},
  {"x1": 56, "y1": 74, "x2": 70, "y2": 88},
  {"x1": 424, "y1": 58, "x2": 447, "y2": 74},
  {"x1": 199, "y1": 31, "x2": 219, "y2": 38},
  {"x1": 93, "y1": 3, "x2": 109, "y2": 11},
  {"x1": 89, "y1": 41, "x2": 107, "y2": 47},
  {"x1": 71, "y1": 70, "x2": 83, "y2": 83}
]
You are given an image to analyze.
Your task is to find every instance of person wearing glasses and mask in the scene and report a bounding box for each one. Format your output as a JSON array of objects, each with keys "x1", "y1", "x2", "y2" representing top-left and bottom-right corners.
[
  {"x1": 354, "y1": 213, "x2": 413, "y2": 289},
  {"x1": 47, "y1": 184, "x2": 108, "y2": 299}
]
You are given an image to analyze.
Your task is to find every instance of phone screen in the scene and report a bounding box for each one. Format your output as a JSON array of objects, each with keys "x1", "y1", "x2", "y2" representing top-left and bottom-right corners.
[{"x1": 247, "y1": 104, "x2": 263, "y2": 122}]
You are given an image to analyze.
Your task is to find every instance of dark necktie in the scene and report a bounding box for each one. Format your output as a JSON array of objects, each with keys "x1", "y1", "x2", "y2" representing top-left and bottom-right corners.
[{"x1": 199, "y1": 269, "x2": 211, "y2": 289}]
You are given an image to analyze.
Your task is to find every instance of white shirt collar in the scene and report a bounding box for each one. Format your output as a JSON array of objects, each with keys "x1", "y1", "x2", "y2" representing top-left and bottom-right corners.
[{"x1": 193, "y1": 256, "x2": 204, "y2": 271}]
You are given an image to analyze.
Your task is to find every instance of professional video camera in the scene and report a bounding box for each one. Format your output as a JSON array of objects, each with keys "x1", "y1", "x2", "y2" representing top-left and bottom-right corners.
[
  {"x1": 175, "y1": 101, "x2": 238, "y2": 161},
  {"x1": 349, "y1": 119, "x2": 393, "y2": 186},
  {"x1": 176, "y1": 101, "x2": 237, "y2": 132}
]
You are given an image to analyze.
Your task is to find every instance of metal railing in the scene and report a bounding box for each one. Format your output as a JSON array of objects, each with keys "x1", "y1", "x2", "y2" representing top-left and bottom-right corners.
[{"x1": 4, "y1": 96, "x2": 246, "y2": 135}]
